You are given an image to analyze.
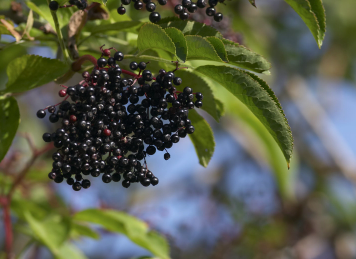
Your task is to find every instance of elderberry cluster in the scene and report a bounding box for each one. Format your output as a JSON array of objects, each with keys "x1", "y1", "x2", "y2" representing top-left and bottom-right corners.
[
  {"x1": 36, "y1": 47, "x2": 203, "y2": 191},
  {"x1": 117, "y1": 0, "x2": 165, "y2": 23},
  {"x1": 174, "y1": 0, "x2": 223, "y2": 22},
  {"x1": 117, "y1": 0, "x2": 223, "y2": 23}
]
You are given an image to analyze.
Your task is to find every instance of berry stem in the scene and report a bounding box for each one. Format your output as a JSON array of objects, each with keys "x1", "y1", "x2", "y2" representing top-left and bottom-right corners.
[
  {"x1": 72, "y1": 54, "x2": 98, "y2": 71},
  {"x1": 47, "y1": 0, "x2": 71, "y2": 65}
]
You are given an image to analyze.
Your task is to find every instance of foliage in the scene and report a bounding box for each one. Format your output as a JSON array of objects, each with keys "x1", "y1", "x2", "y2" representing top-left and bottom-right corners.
[{"x1": 0, "y1": 0, "x2": 328, "y2": 258}]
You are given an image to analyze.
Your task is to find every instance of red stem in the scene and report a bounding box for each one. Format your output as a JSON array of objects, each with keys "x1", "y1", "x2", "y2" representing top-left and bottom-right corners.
[{"x1": 0, "y1": 197, "x2": 12, "y2": 259}]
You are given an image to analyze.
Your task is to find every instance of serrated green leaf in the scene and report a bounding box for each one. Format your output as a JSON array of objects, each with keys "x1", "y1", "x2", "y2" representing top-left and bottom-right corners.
[
  {"x1": 138, "y1": 23, "x2": 176, "y2": 59},
  {"x1": 74, "y1": 209, "x2": 170, "y2": 259},
  {"x1": 89, "y1": 21, "x2": 142, "y2": 34},
  {"x1": 284, "y1": 0, "x2": 326, "y2": 48},
  {"x1": 4, "y1": 55, "x2": 68, "y2": 94},
  {"x1": 158, "y1": 20, "x2": 222, "y2": 38},
  {"x1": 0, "y1": 96, "x2": 20, "y2": 162},
  {"x1": 205, "y1": 36, "x2": 228, "y2": 62},
  {"x1": 164, "y1": 27, "x2": 188, "y2": 62},
  {"x1": 173, "y1": 70, "x2": 220, "y2": 122},
  {"x1": 185, "y1": 35, "x2": 222, "y2": 62},
  {"x1": 71, "y1": 223, "x2": 99, "y2": 240},
  {"x1": 221, "y1": 39, "x2": 271, "y2": 73},
  {"x1": 195, "y1": 65, "x2": 293, "y2": 165},
  {"x1": 24, "y1": 212, "x2": 71, "y2": 255},
  {"x1": 188, "y1": 109, "x2": 215, "y2": 167}
]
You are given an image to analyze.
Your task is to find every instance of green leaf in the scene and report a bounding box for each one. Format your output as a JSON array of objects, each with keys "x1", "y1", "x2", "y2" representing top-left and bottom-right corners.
[
  {"x1": 195, "y1": 65, "x2": 293, "y2": 165},
  {"x1": 137, "y1": 23, "x2": 176, "y2": 59},
  {"x1": 164, "y1": 27, "x2": 188, "y2": 62},
  {"x1": 74, "y1": 209, "x2": 170, "y2": 259},
  {"x1": 221, "y1": 39, "x2": 271, "y2": 73},
  {"x1": 26, "y1": 1, "x2": 55, "y2": 29},
  {"x1": 205, "y1": 36, "x2": 228, "y2": 62},
  {"x1": 248, "y1": 0, "x2": 256, "y2": 7},
  {"x1": 0, "y1": 96, "x2": 20, "y2": 162},
  {"x1": 284, "y1": 0, "x2": 326, "y2": 48},
  {"x1": 57, "y1": 243, "x2": 88, "y2": 259},
  {"x1": 173, "y1": 70, "x2": 220, "y2": 122},
  {"x1": 24, "y1": 212, "x2": 71, "y2": 255},
  {"x1": 185, "y1": 35, "x2": 222, "y2": 62},
  {"x1": 4, "y1": 55, "x2": 68, "y2": 94},
  {"x1": 71, "y1": 223, "x2": 99, "y2": 240},
  {"x1": 158, "y1": 20, "x2": 222, "y2": 38},
  {"x1": 188, "y1": 109, "x2": 215, "y2": 167},
  {"x1": 101, "y1": 0, "x2": 108, "y2": 5},
  {"x1": 89, "y1": 21, "x2": 142, "y2": 34}
]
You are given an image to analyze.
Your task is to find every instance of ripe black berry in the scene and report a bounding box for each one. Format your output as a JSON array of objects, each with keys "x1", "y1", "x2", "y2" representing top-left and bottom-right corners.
[
  {"x1": 122, "y1": 0, "x2": 131, "y2": 4},
  {"x1": 130, "y1": 61, "x2": 138, "y2": 70},
  {"x1": 81, "y1": 179, "x2": 91, "y2": 189},
  {"x1": 114, "y1": 51, "x2": 124, "y2": 61},
  {"x1": 164, "y1": 153, "x2": 170, "y2": 160},
  {"x1": 206, "y1": 7, "x2": 215, "y2": 16},
  {"x1": 117, "y1": 6, "x2": 126, "y2": 14},
  {"x1": 37, "y1": 109, "x2": 46, "y2": 118},
  {"x1": 134, "y1": 1, "x2": 143, "y2": 10},
  {"x1": 149, "y1": 12, "x2": 161, "y2": 23},
  {"x1": 138, "y1": 62, "x2": 147, "y2": 70},
  {"x1": 158, "y1": 0, "x2": 167, "y2": 5},
  {"x1": 49, "y1": 1, "x2": 59, "y2": 11},
  {"x1": 122, "y1": 180, "x2": 130, "y2": 188},
  {"x1": 175, "y1": 4, "x2": 184, "y2": 14},
  {"x1": 187, "y1": 3, "x2": 197, "y2": 13},
  {"x1": 179, "y1": 12, "x2": 189, "y2": 20},
  {"x1": 140, "y1": 178, "x2": 151, "y2": 187},
  {"x1": 97, "y1": 58, "x2": 108, "y2": 68},
  {"x1": 182, "y1": 0, "x2": 192, "y2": 8},
  {"x1": 151, "y1": 177, "x2": 159, "y2": 186},
  {"x1": 72, "y1": 182, "x2": 82, "y2": 191},
  {"x1": 214, "y1": 12, "x2": 223, "y2": 22},
  {"x1": 197, "y1": 0, "x2": 206, "y2": 8},
  {"x1": 146, "y1": 2, "x2": 156, "y2": 12},
  {"x1": 102, "y1": 173, "x2": 112, "y2": 183}
]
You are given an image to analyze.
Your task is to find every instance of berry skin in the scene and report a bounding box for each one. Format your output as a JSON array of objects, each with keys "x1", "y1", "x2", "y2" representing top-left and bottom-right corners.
[
  {"x1": 164, "y1": 153, "x2": 170, "y2": 160},
  {"x1": 146, "y1": 2, "x2": 156, "y2": 12},
  {"x1": 138, "y1": 62, "x2": 147, "y2": 70},
  {"x1": 130, "y1": 61, "x2": 138, "y2": 70},
  {"x1": 186, "y1": 125, "x2": 195, "y2": 134},
  {"x1": 140, "y1": 178, "x2": 151, "y2": 187},
  {"x1": 117, "y1": 6, "x2": 126, "y2": 15},
  {"x1": 182, "y1": 0, "x2": 192, "y2": 8},
  {"x1": 102, "y1": 173, "x2": 112, "y2": 183},
  {"x1": 195, "y1": 100, "x2": 203, "y2": 108},
  {"x1": 142, "y1": 70, "x2": 153, "y2": 81},
  {"x1": 112, "y1": 173, "x2": 121, "y2": 182},
  {"x1": 214, "y1": 12, "x2": 223, "y2": 22},
  {"x1": 149, "y1": 12, "x2": 161, "y2": 23},
  {"x1": 114, "y1": 51, "x2": 124, "y2": 61},
  {"x1": 195, "y1": 92, "x2": 203, "y2": 100},
  {"x1": 183, "y1": 87, "x2": 192, "y2": 95},
  {"x1": 206, "y1": 7, "x2": 215, "y2": 16},
  {"x1": 197, "y1": 0, "x2": 206, "y2": 8},
  {"x1": 49, "y1": 1, "x2": 59, "y2": 11},
  {"x1": 151, "y1": 177, "x2": 159, "y2": 186},
  {"x1": 72, "y1": 182, "x2": 82, "y2": 191},
  {"x1": 97, "y1": 58, "x2": 108, "y2": 68},
  {"x1": 179, "y1": 12, "x2": 189, "y2": 20},
  {"x1": 146, "y1": 145, "x2": 156, "y2": 155},
  {"x1": 134, "y1": 1, "x2": 143, "y2": 10},
  {"x1": 48, "y1": 106, "x2": 56, "y2": 113},
  {"x1": 158, "y1": 0, "x2": 167, "y2": 5},
  {"x1": 122, "y1": 0, "x2": 131, "y2": 4},
  {"x1": 209, "y1": 0, "x2": 218, "y2": 6},
  {"x1": 81, "y1": 179, "x2": 91, "y2": 189},
  {"x1": 174, "y1": 4, "x2": 184, "y2": 14},
  {"x1": 37, "y1": 109, "x2": 46, "y2": 118},
  {"x1": 104, "y1": 129, "x2": 111, "y2": 136},
  {"x1": 173, "y1": 77, "x2": 182, "y2": 85},
  {"x1": 67, "y1": 178, "x2": 75, "y2": 185},
  {"x1": 187, "y1": 3, "x2": 197, "y2": 13},
  {"x1": 69, "y1": 115, "x2": 77, "y2": 123},
  {"x1": 122, "y1": 180, "x2": 131, "y2": 188},
  {"x1": 59, "y1": 89, "x2": 67, "y2": 97},
  {"x1": 48, "y1": 172, "x2": 57, "y2": 180},
  {"x1": 42, "y1": 133, "x2": 51, "y2": 142}
]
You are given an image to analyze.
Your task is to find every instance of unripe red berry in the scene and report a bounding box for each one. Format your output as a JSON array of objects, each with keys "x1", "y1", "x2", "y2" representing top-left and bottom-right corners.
[
  {"x1": 70, "y1": 115, "x2": 77, "y2": 123},
  {"x1": 59, "y1": 89, "x2": 67, "y2": 97},
  {"x1": 103, "y1": 49, "x2": 111, "y2": 56},
  {"x1": 104, "y1": 129, "x2": 111, "y2": 136}
]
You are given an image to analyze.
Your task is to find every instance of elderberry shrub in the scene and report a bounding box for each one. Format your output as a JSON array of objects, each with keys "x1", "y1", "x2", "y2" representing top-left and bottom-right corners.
[
  {"x1": 117, "y1": 0, "x2": 224, "y2": 22},
  {"x1": 37, "y1": 48, "x2": 203, "y2": 191}
]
